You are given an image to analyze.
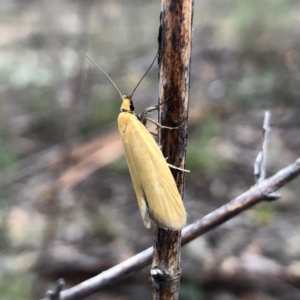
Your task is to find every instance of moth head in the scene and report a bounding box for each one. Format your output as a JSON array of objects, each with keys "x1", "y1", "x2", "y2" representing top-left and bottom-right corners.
[{"x1": 121, "y1": 95, "x2": 134, "y2": 112}]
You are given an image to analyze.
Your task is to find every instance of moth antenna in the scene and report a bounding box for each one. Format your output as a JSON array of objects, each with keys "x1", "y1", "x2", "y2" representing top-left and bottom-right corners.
[
  {"x1": 130, "y1": 53, "x2": 157, "y2": 98},
  {"x1": 81, "y1": 51, "x2": 123, "y2": 100}
]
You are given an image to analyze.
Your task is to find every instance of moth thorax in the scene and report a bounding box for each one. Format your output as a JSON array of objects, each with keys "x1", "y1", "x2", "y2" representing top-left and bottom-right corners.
[{"x1": 121, "y1": 95, "x2": 134, "y2": 112}]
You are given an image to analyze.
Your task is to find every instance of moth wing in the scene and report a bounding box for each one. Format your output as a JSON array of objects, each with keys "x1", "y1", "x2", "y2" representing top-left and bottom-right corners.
[
  {"x1": 118, "y1": 113, "x2": 186, "y2": 230},
  {"x1": 118, "y1": 113, "x2": 151, "y2": 228}
]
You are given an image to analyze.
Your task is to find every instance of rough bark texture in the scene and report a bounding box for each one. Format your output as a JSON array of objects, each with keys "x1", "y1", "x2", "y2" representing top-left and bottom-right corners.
[{"x1": 152, "y1": 0, "x2": 193, "y2": 299}]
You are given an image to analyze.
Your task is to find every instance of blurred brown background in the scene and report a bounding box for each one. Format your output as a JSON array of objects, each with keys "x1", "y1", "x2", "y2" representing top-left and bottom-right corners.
[{"x1": 1, "y1": 0, "x2": 300, "y2": 299}]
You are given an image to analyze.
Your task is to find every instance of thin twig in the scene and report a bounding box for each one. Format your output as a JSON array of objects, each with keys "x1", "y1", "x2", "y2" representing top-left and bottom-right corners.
[
  {"x1": 40, "y1": 158, "x2": 300, "y2": 300},
  {"x1": 254, "y1": 111, "x2": 271, "y2": 183},
  {"x1": 253, "y1": 111, "x2": 278, "y2": 201},
  {"x1": 45, "y1": 279, "x2": 65, "y2": 300}
]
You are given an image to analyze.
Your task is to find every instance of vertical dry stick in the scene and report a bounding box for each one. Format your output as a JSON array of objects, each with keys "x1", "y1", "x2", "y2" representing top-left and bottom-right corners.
[
  {"x1": 152, "y1": 0, "x2": 193, "y2": 299},
  {"x1": 254, "y1": 111, "x2": 271, "y2": 183}
]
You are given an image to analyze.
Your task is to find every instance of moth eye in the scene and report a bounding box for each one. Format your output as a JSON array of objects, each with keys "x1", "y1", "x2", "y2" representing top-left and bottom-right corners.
[{"x1": 130, "y1": 103, "x2": 134, "y2": 111}]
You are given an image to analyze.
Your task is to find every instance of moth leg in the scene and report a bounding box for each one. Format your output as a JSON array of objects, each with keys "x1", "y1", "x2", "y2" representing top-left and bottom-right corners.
[
  {"x1": 138, "y1": 106, "x2": 157, "y2": 126},
  {"x1": 138, "y1": 95, "x2": 174, "y2": 125},
  {"x1": 150, "y1": 131, "x2": 158, "y2": 137},
  {"x1": 138, "y1": 109, "x2": 156, "y2": 126},
  {"x1": 145, "y1": 117, "x2": 179, "y2": 130},
  {"x1": 164, "y1": 156, "x2": 190, "y2": 173},
  {"x1": 167, "y1": 163, "x2": 190, "y2": 173}
]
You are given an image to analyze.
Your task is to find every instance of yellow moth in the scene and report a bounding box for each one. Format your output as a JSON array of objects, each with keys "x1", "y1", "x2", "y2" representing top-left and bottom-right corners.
[
  {"x1": 84, "y1": 53, "x2": 186, "y2": 230},
  {"x1": 118, "y1": 95, "x2": 186, "y2": 230}
]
